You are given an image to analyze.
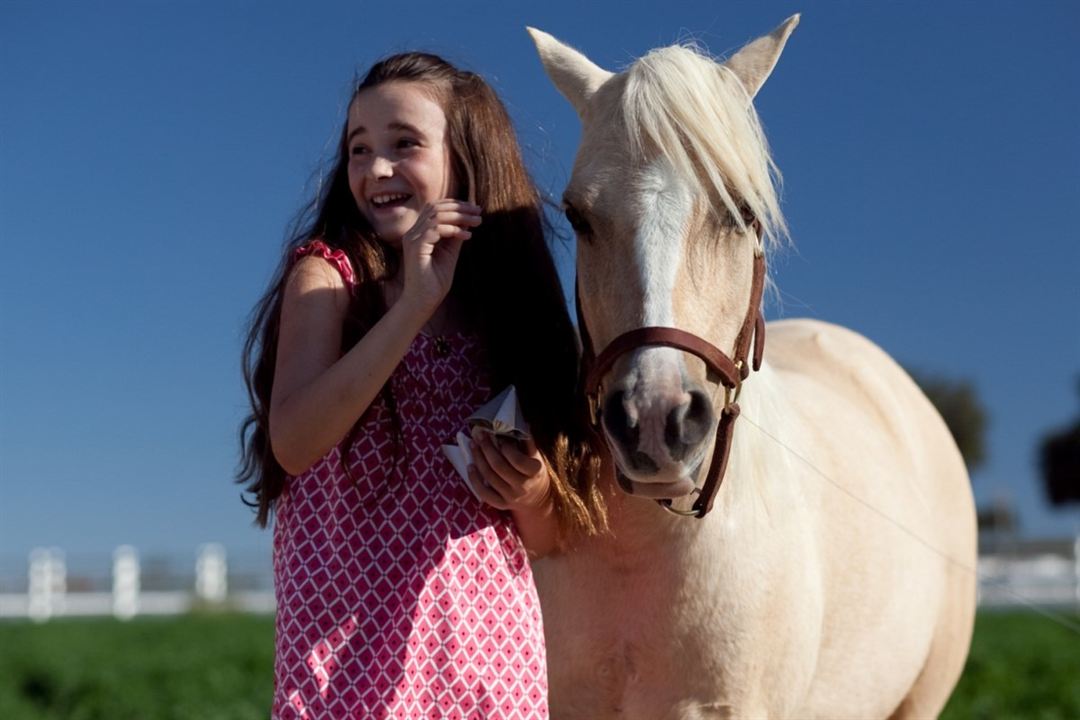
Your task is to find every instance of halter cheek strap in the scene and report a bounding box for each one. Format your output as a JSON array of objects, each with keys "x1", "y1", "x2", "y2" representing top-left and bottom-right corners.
[{"x1": 577, "y1": 247, "x2": 766, "y2": 518}]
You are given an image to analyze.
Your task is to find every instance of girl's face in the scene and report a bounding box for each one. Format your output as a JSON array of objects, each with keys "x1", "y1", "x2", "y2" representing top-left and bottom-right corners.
[{"x1": 346, "y1": 82, "x2": 456, "y2": 245}]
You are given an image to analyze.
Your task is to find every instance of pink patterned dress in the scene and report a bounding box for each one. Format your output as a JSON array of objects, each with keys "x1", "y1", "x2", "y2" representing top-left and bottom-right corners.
[{"x1": 272, "y1": 241, "x2": 548, "y2": 719}]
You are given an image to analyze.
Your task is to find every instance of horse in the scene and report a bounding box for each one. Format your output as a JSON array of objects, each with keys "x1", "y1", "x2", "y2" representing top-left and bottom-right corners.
[{"x1": 527, "y1": 16, "x2": 977, "y2": 719}]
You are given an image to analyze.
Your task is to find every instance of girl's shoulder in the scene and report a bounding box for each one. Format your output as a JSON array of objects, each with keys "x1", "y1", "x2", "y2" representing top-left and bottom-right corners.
[{"x1": 291, "y1": 239, "x2": 358, "y2": 290}]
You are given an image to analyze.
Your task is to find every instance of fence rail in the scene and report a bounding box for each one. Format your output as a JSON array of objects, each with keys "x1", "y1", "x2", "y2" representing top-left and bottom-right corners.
[
  {"x1": 977, "y1": 536, "x2": 1080, "y2": 609},
  {"x1": 1, "y1": 536, "x2": 1077, "y2": 621},
  {"x1": 0, "y1": 544, "x2": 274, "y2": 621}
]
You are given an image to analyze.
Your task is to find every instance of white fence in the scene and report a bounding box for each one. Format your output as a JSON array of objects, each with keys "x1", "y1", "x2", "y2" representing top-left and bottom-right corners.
[
  {"x1": 977, "y1": 535, "x2": 1080, "y2": 609},
  {"x1": 0, "y1": 544, "x2": 274, "y2": 621},
  {"x1": 0, "y1": 537, "x2": 1077, "y2": 621}
]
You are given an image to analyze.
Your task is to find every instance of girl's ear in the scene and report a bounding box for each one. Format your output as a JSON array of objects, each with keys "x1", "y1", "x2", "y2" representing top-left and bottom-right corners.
[
  {"x1": 464, "y1": 161, "x2": 476, "y2": 205},
  {"x1": 458, "y1": 156, "x2": 476, "y2": 205},
  {"x1": 447, "y1": 128, "x2": 476, "y2": 204}
]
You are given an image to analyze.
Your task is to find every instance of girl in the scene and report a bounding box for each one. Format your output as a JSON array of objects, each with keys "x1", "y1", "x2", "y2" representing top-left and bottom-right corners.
[{"x1": 238, "y1": 53, "x2": 605, "y2": 718}]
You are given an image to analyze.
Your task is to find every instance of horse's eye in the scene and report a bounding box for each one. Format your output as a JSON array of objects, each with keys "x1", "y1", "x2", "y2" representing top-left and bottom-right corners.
[
  {"x1": 739, "y1": 203, "x2": 757, "y2": 227},
  {"x1": 722, "y1": 202, "x2": 757, "y2": 231},
  {"x1": 565, "y1": 205, "x2": 592, "y2": 238}
]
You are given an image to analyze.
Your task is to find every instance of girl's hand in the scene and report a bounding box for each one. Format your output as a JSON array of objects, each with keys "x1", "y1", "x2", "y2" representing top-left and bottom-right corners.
[
  {"x1": 400, "y1": 199, "x2": 482, "y2": 314},
  {"x1": 468, "y1": 431, "x2": 552, "y2": 513}
]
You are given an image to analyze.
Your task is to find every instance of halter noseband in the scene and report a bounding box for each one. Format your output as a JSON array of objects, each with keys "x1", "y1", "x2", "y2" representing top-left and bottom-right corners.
[{"x1": 576, "y1": 231, "x2": 766, "y2": 519}]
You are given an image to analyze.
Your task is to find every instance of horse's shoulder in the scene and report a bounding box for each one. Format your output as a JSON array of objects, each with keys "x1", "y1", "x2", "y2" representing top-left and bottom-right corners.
[
  {"x1": 763, "y1": 318, "x2": 922, "y2": 442},
  {"x1": 764, "y1": 318, "x2": 897, "y2": 375}
]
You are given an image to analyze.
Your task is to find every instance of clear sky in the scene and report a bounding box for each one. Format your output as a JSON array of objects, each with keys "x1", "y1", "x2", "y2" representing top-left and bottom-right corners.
[{"x1": 1, "y1": 0, "x2": 1078, "y2": 567}]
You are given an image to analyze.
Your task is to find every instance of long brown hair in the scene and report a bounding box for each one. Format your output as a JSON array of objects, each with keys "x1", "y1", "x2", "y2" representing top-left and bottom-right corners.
[{"x1": 238, "y1": 52, "x2": 606, "y2": 541}]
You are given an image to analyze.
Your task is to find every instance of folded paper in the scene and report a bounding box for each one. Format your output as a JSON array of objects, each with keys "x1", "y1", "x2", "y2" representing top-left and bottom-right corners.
[{"x1": 441, "y1": 386, "x2": 531, "y2": 499}]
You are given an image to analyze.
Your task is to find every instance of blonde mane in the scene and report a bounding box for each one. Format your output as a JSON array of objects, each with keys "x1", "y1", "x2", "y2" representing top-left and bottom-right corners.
[{"x1": 622, "y1": 44, "x2": 788, "y2": 256}]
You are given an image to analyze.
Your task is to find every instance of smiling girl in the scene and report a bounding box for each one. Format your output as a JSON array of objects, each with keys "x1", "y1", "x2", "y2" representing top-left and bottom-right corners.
[{"x1": 238, "y1": 53, "x2": 605, "y2": 718}]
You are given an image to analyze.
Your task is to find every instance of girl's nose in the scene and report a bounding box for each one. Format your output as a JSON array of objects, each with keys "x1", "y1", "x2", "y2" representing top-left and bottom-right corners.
[{"x1": 369, "y1": 155, "x2": 393, "y2": 178}]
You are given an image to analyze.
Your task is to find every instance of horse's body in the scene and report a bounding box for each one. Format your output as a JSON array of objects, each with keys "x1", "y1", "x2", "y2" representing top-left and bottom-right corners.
[{"x1": 529, "y1": 18, "x2": 976, "y2": 719}]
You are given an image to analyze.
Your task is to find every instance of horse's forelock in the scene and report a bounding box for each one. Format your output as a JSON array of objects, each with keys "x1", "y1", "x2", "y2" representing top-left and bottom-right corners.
[{"x1": 620, "y1": 44, "x2": 788, "y2": 258}]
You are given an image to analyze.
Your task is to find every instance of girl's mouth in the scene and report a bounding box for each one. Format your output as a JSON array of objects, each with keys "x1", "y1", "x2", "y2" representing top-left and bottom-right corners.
[{"x1": 370, "y1": 192, "x2": 412, "y2": 210}]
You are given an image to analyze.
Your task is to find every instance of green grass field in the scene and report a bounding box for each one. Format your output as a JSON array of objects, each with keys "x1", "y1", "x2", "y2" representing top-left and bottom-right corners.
[
  {"x1": 941, "y1": 611, "x2": 1080, "y2": 720},
  {"x1": 0, "y1": 614, "x2": 273, "y2": 720},
  {"x1": 0, "y1": 610, "x2": 1076, "y2": 719}
]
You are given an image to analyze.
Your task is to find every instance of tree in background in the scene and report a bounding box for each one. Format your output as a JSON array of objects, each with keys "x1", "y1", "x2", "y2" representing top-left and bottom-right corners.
[
  {"x1": 1038, "y1": 377, "x2": 1080, "y2": 506},
  {"x1": 909, "y1": 370, "x2": 987, "y2": 473}
]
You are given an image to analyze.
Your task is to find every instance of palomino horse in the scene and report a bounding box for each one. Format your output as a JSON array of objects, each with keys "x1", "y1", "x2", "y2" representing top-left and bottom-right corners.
[{"x1": 528, "y1": 16, "x2": 977, "y2": 719}]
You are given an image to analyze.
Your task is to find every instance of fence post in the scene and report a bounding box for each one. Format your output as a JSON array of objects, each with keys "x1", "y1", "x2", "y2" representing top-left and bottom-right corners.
[
  {"x1": 28, "y1": 548, "x2": 65, "y2": 623},
  {"x1": 196, "y1": 543, "x2": 227, "y2": 604},
  {"x1": 113, "y1": 545, "x2": 140, "y2": 620},
  {"x1": 1074, "y1": 532, "x2": 1080, "y2": 611}
]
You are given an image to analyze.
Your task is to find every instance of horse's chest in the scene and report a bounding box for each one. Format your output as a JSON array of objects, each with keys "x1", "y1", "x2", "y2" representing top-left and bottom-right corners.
[
  {"x1": 556, "y1": 620, "x2": 657, "y2": 717},
  {"x1": 538, "y1": 525, "x2": 808, "y2": 718},
  {"x1": 543, "y1": 563, "x2": 714, "y2": 716}
]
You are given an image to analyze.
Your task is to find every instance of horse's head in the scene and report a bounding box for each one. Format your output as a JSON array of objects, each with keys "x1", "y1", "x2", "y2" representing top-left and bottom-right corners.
[{"x1": 530, "y1": 18, "x2": 797, "y2": 504}]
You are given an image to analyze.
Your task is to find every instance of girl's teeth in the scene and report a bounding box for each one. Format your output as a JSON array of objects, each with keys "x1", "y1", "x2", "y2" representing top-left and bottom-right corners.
[{"x1": 373, "y1": 193, "x2": 409, "y2": 206}]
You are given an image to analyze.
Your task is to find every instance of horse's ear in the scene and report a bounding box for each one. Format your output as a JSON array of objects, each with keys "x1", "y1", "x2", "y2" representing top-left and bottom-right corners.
[
  {"x1": 722, "y1": 14, "x2": 800, "y2": 99},
  {"x1": 527, "y1": 27, "x2": 613, "y2": 117}
]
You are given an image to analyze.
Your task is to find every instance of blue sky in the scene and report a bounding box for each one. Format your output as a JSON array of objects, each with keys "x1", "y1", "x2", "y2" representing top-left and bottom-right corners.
[{"x1": 1, "y1": 0, "x2": 1077, "y2": 565}]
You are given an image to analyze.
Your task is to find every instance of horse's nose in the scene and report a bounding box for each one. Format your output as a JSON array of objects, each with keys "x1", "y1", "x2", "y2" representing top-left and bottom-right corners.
[
  {"x1": 602, "y1": 387, "x2": 713, "y2": 468},
  {"x1": 665, "y1": 390, "x2": 714, "y2": 461},
  {"x1": 602, "y1": 390, "x2": 658, "y2": 474}
]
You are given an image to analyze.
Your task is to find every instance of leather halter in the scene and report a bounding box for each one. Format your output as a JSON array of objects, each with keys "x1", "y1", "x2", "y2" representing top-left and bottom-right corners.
[{"x1": 576, "y1": 231, "x2": 766, "y2": 519}]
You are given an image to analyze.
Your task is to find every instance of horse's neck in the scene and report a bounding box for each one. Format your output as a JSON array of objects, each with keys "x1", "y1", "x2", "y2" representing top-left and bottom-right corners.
[
  {"x1": 717, "y1": 361, "x2": 802, "y2": 517},
  {"x1": 596, "y1": 490, "x2": 700, "y2": 567}
]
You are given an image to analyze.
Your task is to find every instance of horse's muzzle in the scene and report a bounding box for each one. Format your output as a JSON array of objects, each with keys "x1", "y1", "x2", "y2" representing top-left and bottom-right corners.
[{"x1": 602, "y1": 383, "x2": 715, "y2": 486}]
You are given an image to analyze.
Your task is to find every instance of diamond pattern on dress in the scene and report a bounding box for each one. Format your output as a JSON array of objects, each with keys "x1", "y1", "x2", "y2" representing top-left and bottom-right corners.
[{"x1": 271, "y1": 295, "x2": 548, "y2": 719}]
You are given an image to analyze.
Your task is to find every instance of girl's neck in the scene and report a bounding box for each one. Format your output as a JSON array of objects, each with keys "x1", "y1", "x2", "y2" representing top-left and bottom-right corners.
[
  {"x1": 422, "y1": 293, "x2": 470, "y2": 337},
  {"x1": 382, "y1": 276, "x2": 471, "y2": 337}
]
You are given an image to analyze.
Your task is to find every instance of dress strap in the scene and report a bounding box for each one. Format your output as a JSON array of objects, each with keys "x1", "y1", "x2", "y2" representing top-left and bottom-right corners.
[{"x1": 292, "y1": 239, "x2": 358, "y2": 289}]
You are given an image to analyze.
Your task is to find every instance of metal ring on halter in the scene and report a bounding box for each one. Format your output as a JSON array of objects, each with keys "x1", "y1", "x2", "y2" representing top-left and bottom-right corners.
[{"x1": 658, "y1": 488, "x2": 702, "y2": 517}]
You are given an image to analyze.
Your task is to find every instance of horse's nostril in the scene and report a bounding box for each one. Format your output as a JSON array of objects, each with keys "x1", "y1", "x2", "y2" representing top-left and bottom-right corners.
[
  {"x1": 665, "y1": 391, "x2": 714, "y2": 458},
  {"x1": 685, "y1": 390, "x2": 714, "y2": 443},
  {"x1": 602, "y1": 390, "x2": 638, "y2": 450}
]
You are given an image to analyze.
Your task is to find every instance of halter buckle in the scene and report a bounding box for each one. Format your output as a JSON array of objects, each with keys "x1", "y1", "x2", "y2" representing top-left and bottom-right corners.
[
  {"x1": 723, "y1": 361, "x2": 744, "y2": 410},
  {"x1": 587, "y1": 390, "x2": 602, "y2": 427}
]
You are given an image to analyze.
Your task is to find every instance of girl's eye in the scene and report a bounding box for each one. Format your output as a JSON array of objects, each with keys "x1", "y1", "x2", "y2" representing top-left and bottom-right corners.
[
  {"x1": 397, "y1": 138, "x2": 419, "y2": 149},
  {"x1": 350, "y1": 145, "x2": 369, "y2": 156},
  {"x1": 564, "y1": 205, "x2": 592, "y2": 238}
]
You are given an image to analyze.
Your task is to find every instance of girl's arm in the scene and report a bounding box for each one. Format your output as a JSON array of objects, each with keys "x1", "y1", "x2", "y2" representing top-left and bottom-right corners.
[
  {"x1": 268, "y1": 255, "x2": 428, "y2": 476},
  {"x1": 270, "y1": 200, "x2": 481, "y2": 476},
  {"x1": 468, "y1": 433, "x2": 559, "y2": 559}
]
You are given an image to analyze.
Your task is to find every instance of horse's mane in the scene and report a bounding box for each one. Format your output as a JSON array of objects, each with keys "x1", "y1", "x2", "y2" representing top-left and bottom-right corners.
[{"x1": 622, "y1": 44, "x2": 788, "y2": 257}]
